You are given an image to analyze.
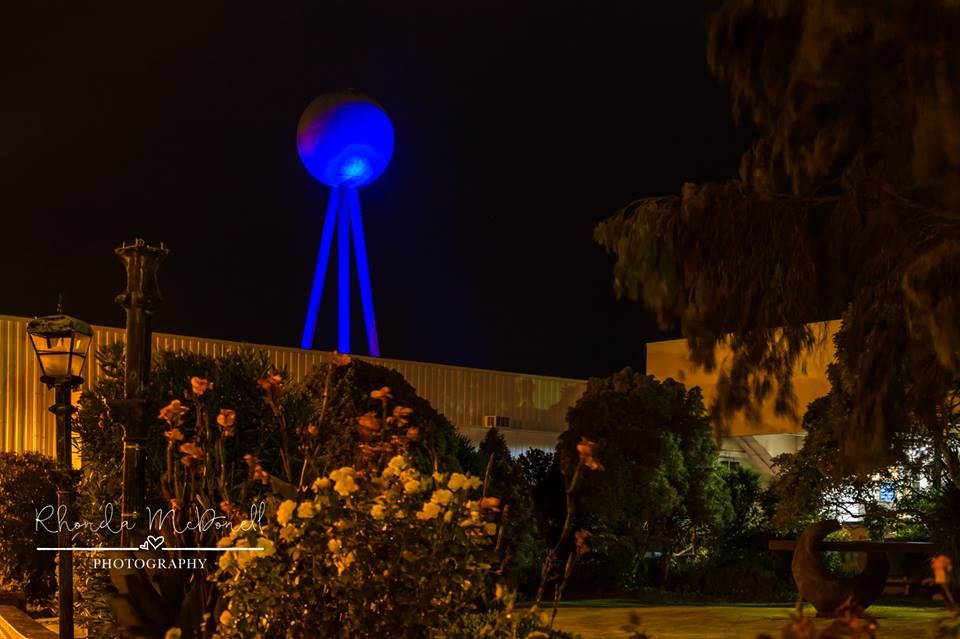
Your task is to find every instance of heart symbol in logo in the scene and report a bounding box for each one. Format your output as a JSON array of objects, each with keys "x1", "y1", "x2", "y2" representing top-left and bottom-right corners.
[{"x1": 138, "y1": 535, "x2": 165, "y2": 551}]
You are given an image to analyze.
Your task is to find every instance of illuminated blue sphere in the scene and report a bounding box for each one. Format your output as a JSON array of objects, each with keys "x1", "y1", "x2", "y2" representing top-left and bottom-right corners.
[{"x1": 296, "y1": 91, "x2": 394, "y2": 188}]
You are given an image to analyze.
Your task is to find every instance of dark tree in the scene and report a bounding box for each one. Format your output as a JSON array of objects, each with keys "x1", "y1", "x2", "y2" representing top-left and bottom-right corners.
[
  {"x1": 478, "y1": 429, "x2": 546, "y2": 595},
  {"x1": 558, "y1": 368, "x2": 729, "y2": 588},
  {"x1": 595, "y1": 0, "x2": 960, "y2": 476}
]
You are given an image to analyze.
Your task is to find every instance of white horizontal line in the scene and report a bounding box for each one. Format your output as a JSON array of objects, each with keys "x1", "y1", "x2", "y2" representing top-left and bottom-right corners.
[
  {"x1": 172, "y1": 548, "x2": 264, "y2": 551},
  {"x1": 37, "y1": 547, "x2": 264, "y2": 552},
  {"x1": 37, "y1": 547, "x2": 137, "y2": 551}
]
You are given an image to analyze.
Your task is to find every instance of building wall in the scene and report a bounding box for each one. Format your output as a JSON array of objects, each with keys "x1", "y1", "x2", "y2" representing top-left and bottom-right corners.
[
  {"x1": 645, "y1": 321, "x2": 839, "y2": 436},
  {"x1": 0, "y1": 314, "x2": 586, "y2": 458},
  {"x1": 646, "y1": 323, "x2": 840, "y2": 477}
]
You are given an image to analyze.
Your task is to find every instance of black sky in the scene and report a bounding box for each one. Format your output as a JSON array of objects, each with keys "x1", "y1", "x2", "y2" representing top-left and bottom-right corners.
[{"x1": 0, "y1": 1, "x2": 747, "y2": 380}]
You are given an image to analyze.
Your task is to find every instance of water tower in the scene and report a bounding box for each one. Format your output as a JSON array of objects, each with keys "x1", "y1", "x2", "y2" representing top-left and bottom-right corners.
[{"x1": 296, "y1": 91, "x2": 394, "y2": 356}]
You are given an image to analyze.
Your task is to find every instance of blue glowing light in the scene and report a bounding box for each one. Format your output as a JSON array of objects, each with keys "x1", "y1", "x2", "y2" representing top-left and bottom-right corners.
[
  {"x1": 347, "y1": 187, "x2": 380, "y2": 356},
  {"x1": 299, "y1": 91, "x2": 388, "y2": 355},
  {"x1": 296, "y1": 94, "x2": 394, "y2": 188},
  {"x1": 300, "y1": 187, "x2": 340, "y2": 350}
]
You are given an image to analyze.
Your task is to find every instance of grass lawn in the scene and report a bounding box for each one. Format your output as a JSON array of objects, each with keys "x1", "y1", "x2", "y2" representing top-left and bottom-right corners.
[{"x1": 551, "y1": 601, "x2": 945, "y2": 638}]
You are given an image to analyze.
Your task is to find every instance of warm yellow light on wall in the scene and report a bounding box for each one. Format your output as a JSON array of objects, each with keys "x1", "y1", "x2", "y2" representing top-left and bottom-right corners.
[{"x1": 646, "y1": 321, "x2": 839, "y2": 436}]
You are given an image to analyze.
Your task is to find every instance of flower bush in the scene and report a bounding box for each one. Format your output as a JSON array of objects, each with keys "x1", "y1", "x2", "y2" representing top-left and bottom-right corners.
[
  {"x1": 73, "y1": 345, "x2": 561, "y2": 637},
  {"x1": 212, "y1": 456, "x2": 502, "y2": 638}
]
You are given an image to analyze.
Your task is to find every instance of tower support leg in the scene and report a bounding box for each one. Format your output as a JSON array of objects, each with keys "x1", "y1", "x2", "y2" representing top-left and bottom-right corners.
[
  {"x1": 337, "y1": 188, "x2": 351, "y2": 353},
  {"x1": 301, "y1": 187, "x2": 340, "y2": 349},
  {"x1": 347, "y1": 188, "x2": 381, "y2": 356}
]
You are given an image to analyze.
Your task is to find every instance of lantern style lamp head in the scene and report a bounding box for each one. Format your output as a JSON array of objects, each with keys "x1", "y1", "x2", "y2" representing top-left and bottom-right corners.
[{"x1": 27, "y1": 314, "x2": 93, "y2": 387}]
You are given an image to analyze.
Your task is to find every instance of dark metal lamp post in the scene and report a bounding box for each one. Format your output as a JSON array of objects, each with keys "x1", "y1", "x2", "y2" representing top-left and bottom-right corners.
[{"x1": 26, "y1": 313, "x2": 93, "y2": 639}]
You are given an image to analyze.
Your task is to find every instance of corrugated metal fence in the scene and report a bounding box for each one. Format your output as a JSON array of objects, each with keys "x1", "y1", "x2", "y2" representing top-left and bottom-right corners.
[{"x1": 0, "y1": 314, "x2": 585, "y2": 457}]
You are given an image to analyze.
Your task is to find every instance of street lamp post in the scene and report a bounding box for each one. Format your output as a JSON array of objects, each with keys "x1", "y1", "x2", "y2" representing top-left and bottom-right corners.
[
  {"x1": 26, "y1": 313, "x2": 93, "y2": 639},
  {"x1": 110, "y1": 239, "x2": 167, "y2": 546}
]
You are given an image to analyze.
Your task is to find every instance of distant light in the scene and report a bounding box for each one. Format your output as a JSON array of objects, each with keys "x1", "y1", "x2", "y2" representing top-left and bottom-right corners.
[{"x1": 296, "y1": 92, "x2": 394, "y2": 188}]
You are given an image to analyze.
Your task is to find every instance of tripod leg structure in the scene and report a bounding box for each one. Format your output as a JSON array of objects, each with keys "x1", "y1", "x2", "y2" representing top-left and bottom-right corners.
[
  {"x1": 301, "y1": 186, "x2": 340, "y2": 350},
  {"x1": 337, "y1": 187, "x2": 351, "y2": 353},
  {"x1": 347, "y1": 187, "x2": 381, "y2": 357},
  {"x1": 300, "y1": 186, "x2": 381, "y2": 357}
]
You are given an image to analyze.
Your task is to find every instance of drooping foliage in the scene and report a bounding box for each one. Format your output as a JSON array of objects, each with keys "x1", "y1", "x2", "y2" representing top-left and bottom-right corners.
[{"x1": 595, "y1": 0, "x2": 960, "y2": 474}]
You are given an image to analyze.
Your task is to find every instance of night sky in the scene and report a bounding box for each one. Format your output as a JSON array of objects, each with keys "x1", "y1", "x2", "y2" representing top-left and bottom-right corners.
[{"x1": 1, "y1": 2, "x2": 747, "y2": 380}]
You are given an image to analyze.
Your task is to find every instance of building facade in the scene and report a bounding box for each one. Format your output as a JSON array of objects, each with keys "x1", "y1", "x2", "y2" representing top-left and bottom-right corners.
[
  {"x1": 645, "y1": 321, "x2": 840, "y2": 478},
  {"x1": 0, "y1": 314, "x2": 586, "y2": 460},
  {"x1": 2, "y1": 312, "x2": 836, "y2": 477}
]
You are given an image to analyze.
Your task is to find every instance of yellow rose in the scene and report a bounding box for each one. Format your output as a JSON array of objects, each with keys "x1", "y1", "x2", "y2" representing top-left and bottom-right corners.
[
  {"x1": 416, "y1": 502, "x2": 442, "y2": 520},
  {"x1": 219, "y1": 610, "x2": 233, "y2": 626},
  {"x1": 466, "y1": 476, "x2": 482, "y2": 491},
  {"x1": 218, "y1": 552, "x2": 234, "y2": 571},
  {"x1": 234, "y1": 541, "x2": 255, "y2": 568},
  {"x1": 276, "y1": 499, "x2": 297, "y2": 526},
  {"x1": 430, "y1": 489, "x2": 454, "y2": 505},
  {"x1": 404, "y1": 479, "x2": 421, "y2": 494},
  {"x1": 447, "y1": 473, "x2": 468, "y2": 492},
  {"x1": 297, "y1": 501, "x2": 316, "y2": 518},
  {"x1": 334, "y1": 475, "x2": 358, "y2": 497},
  {"x1": 312, "y1": 477, "x2": 331, "y2": 491},
  {"x1": 328, "y1": 538, "x2": 342, "y2": 553},
  {"x1": 443, "y1": 510, "x2": 453, "y2": 523},
  {"x1": 336, "y1": 550, "x2": 356, "y2": 576},
  {"x1": 279, "y1": 524, "x2": 300, "y2": 543},
  {"x1": 371, "y1": 504, "x2": 386, "y2": 519},
  {"x1": 330, "y1": 466, "x2": 356, "y2": 482},
  {"x1": 255, "y1": 537, "x2": 275, "y2": 558}
]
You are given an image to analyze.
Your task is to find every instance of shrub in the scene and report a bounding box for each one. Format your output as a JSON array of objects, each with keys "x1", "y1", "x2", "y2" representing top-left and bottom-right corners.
[
  {"x1": 557, "y1": 368, "x2": 730, "y2": 591},
  {"x1": 0, "y1": 451, "x2": 69, "y2": 604},
  {"x1": 479, "y1": 429, "x2": 546, "y2": 596},
  {"x1": 212, "y1": 456, "x2": 500, "y2": 638}
]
